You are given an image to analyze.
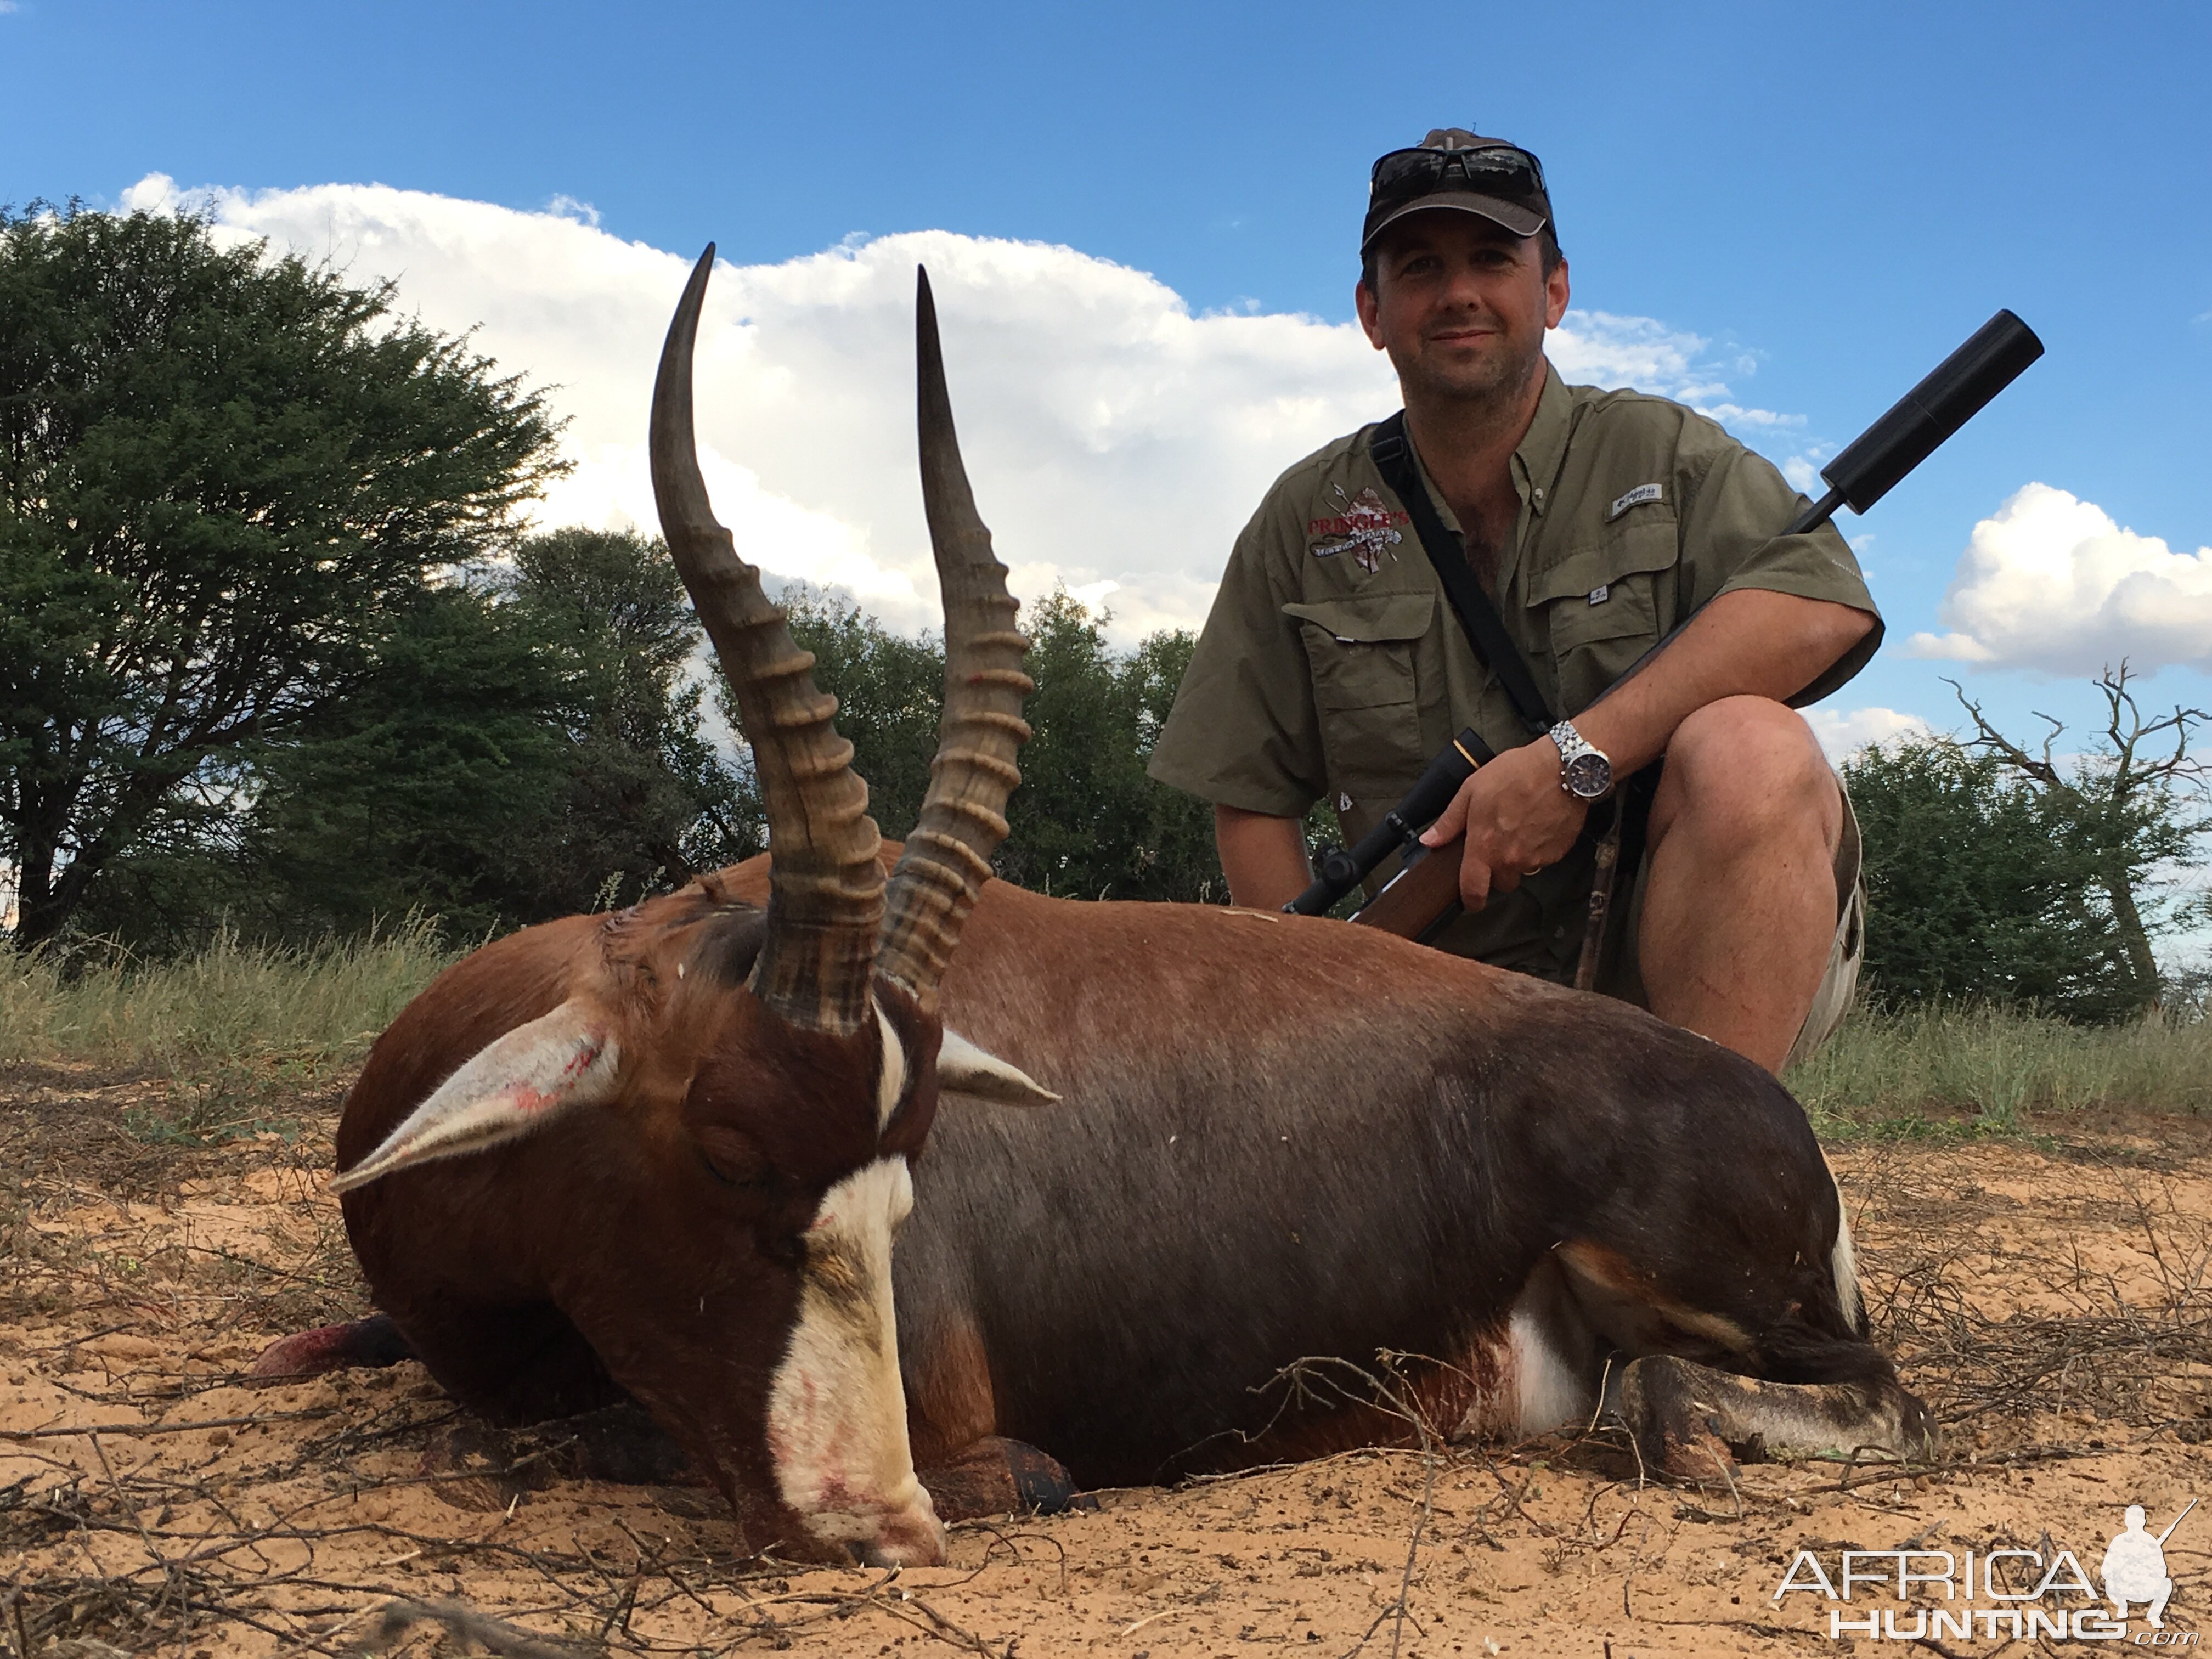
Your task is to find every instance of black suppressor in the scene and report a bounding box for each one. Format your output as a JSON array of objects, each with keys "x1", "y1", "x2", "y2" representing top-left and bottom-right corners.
[
  {"x1": 1283, "y1": 308, "x2": 2045, "y2": 921},
  {"x1": 1787, "y1": 309, "x2": 2044, "y2": 534}
]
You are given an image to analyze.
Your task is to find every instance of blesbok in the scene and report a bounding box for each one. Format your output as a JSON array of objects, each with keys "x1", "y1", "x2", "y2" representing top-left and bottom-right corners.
[{"x1": 290, "y1": 247, "x2": 1932, "y2": 1568}]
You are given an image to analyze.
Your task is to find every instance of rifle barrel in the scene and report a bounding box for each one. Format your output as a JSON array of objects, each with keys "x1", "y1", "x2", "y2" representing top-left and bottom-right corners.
[{"x1": 2157, "y1": 1497, "x2": 2197, "y2": 1545}]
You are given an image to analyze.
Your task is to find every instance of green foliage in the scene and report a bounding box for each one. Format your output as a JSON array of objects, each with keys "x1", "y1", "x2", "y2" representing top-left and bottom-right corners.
[
  {"x1": 70, "y1": 529, "x2": 749, "y2": 948},
  {"x1": 1001, "y1": 591, "x2": 1218, "y2": 902},
  {"x1": 230, "y1": 581, "x2": 579, "y2": 940},
  {"x1": 1845, "y1": 736, "x2": 2114, "y2": 1015},
  {"x1": 1946, "y1": 668, "x2": 2209, "y2": 1019},
  {"x1": 738, "y1": 586, "x2": 1228, "y2": 902},
  {"x1": 501, "y1": 527, "x2": 752, "y2": 909},
  {"x1": 0, "y1": 204, "x2": 566, "y2": 946},
  {"x1": 1787, "y1": 998, "x2": 2212, "y2": 1133},
  {"x1": 1848, "y1": 685, "x2": 2209, "y2": 1024}
]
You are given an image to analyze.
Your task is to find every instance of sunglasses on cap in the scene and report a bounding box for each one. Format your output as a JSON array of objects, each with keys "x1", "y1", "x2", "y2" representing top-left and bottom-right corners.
[{"x1": 1368, "y1": 144, "x2": 1548, "y2": 211}]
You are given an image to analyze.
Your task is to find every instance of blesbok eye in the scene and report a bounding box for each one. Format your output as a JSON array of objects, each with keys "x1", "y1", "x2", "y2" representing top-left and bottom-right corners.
[{"x1": 693, "y1": 1124, "x2": 774, "y2": 1191}]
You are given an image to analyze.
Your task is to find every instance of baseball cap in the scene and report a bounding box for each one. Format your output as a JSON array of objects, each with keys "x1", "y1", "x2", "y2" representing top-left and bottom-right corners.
[{"x1": 1361, "y1": 129, "x2": 1553, "y2": 255}]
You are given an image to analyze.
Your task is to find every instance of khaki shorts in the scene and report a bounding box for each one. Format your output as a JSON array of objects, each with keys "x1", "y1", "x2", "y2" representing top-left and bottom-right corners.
[{"x1": 1608, "y1": 771, "x2": 1865, "y2": 1069}]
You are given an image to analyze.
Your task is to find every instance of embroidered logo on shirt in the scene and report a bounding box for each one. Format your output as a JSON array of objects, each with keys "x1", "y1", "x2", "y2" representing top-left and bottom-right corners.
[
  {"x1": 1608, "y1": 482, "x2": 1663, "y2": 520},
  {"x1": 1588, "y1": 584, "x2": 1610, "y2": 606},
  {"x1": 1308, "y1": 486, "x2": 1407, "y2": 574}
]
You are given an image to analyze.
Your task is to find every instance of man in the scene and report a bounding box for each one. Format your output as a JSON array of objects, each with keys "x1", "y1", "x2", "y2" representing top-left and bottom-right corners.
[{"x1": 1148, "y1": 128, "x2": 1881, "y2": 1075}]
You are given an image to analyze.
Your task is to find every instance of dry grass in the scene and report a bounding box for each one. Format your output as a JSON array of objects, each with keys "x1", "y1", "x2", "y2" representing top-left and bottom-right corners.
[
  {"x1": 12, "y1": 927, "x2": 2212, "y2": 1141},
  {"x1": 1787, "y1": 998, "x2": 2212, "y2": 1131},
  {"x1": 0, "y1": 920, "x2": 454, "y2": 1074}
]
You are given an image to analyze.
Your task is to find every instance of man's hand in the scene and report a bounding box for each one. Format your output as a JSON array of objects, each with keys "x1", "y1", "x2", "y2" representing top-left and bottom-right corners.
[{"x1": 1419, "y1": 737, "x2": 1586, "y2": 909}]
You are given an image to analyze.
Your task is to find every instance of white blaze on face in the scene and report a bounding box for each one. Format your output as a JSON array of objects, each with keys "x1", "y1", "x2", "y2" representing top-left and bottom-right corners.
[{"x1": 764, "y1": 1154, "x2": 943, "y2": 1565}]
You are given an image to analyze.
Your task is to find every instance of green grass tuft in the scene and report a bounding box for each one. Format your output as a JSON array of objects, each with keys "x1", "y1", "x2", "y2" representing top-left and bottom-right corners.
[
  {"x1": 0, "y1": 918, "x2": 456, "y2": 1077},
  {"x1": 8, "y1": 928, "x2": 2209, "y2": 1144},
  {"x1": 1787, "y1": 998, "x2": 2212, "y2": 1132}
]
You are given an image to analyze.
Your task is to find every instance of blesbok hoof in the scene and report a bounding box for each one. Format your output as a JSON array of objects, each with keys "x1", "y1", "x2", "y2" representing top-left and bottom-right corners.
[
  {"x1": 919, "y1": 1436, "x2": 1086, "y2": 1521},
  {"x1": 1618, "y1": 1355, "x2": 1938, "y2": 1482},
  {"x1": 247, "y1": 1314, "x2": 414, "y2": 1384}
]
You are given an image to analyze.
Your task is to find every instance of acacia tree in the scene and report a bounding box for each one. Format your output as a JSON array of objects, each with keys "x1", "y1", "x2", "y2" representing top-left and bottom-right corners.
[
  {"x1": 1948, "y1": 664, "x2": 2209, "y2": 1015},
  {"x1": 0, "y1": 205, "x2": 565, "y2": 946},
  {"x1": 1844, "y1": 735, "x2": 2110, "y2": 1014}
]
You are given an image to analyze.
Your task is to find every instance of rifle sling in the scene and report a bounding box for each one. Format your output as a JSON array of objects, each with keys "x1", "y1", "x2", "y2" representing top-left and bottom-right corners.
[{"x1": 1369, "y1": 411, "x2": 1553, "y2": 737}]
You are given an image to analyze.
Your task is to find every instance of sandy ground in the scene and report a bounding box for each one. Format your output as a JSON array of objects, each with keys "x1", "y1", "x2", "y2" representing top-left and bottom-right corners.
[{"x1": 7, "y1": 1063, "x2": 2212, "y2": 1658}]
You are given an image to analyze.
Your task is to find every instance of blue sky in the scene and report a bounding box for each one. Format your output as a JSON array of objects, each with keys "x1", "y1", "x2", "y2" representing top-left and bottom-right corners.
[{"x1": 6, "y1": 0, "x2": 2211, "y2": 761}]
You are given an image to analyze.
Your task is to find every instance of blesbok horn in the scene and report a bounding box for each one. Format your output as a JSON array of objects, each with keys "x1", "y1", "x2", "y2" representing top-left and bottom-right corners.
[
  {"x1": 651, "y1": 245, "x2": 884, "y2": 1036},
  {"x1": 872, "y1": 268, "x2": 1034, "y2": 1008}
]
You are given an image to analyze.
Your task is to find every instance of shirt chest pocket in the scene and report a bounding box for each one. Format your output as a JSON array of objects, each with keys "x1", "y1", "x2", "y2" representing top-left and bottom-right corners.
[
  {"x1": 1526, "y1": 516, "x2": 1679, "y2": 713},
  {"x1": 1282, "y1": 591, "x2": 1434, "y2": 794}
]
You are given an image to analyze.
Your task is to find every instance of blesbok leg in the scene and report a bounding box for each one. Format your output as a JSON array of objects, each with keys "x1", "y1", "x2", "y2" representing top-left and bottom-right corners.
[
  {"x1": 249, "y1": 1305, "x2": 617, "y2": 1424},
  {"x1": 1616, "y1": 1353, "x2": 1933, "y2": 1481},
  {"x1": 1545, "y1": 1229, "x2": 1934, "y2": 1479}
]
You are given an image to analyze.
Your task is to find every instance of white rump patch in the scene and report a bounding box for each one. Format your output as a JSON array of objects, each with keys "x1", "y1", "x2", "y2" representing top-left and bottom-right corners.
[
  {"x1": 938, "y1": 1028, "x2": 1059, "y2": 1105},
  {"x1": 332, "y1": 1000, "x2": 619, "y2": 1193},
  {"x1": 765, "y1": 1156, "x2": 943, "y2": 1564}
]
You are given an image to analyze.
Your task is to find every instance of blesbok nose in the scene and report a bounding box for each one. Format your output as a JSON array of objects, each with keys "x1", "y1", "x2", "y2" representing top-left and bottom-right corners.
[{"x1": 846, "y1": 1488, "x2": 949, "y2": 1568}]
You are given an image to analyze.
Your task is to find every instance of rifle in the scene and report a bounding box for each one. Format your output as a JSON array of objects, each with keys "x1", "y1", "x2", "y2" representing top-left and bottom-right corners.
[{"x1": 1285, "y1": 308, "x2": 2046, "y2": 948}]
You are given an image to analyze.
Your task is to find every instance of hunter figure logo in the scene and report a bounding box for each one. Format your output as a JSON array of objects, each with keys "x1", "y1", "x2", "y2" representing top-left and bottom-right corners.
[
  {"x1": 1771, "y1": 1498, "x2": 2197, "y2": 1644},
  {"x1": 1308, "y1": 486, "x2": 1407, "y2": 574},
  {"x1": 2105, "y1": 1501, "x2": 2192, "y2": 1629}
]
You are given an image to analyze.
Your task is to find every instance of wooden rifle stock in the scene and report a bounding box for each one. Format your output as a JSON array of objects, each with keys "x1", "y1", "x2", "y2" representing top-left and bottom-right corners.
[{"x1": 1349, "y1": 839, "x2": 1464, "y2": 941}]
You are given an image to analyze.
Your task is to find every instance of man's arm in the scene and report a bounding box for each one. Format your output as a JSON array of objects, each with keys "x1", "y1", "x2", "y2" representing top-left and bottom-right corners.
[
  {"x1": 1216, "y1": 804, "x2": 1313, "y2": 910},
  {"x1": 1420, "y1": 588, "x2": 1874, "y2": 907}
]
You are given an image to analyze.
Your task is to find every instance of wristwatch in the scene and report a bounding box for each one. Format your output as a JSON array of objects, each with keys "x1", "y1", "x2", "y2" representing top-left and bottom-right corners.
[{"x1": 1548, "y1": 719, "x2": 1614, "y2": 802}]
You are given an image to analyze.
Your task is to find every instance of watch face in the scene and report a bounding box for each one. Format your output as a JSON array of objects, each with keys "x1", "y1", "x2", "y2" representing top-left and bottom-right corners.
[{"x1": 1563, "y1": 751, "x2": 1612, "y2": 800}]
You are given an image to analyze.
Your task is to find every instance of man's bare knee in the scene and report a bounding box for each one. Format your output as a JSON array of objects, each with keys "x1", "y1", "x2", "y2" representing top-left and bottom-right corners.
[{"x1": 1650, "y1": 697, "x2": 1840, "y2": 855}]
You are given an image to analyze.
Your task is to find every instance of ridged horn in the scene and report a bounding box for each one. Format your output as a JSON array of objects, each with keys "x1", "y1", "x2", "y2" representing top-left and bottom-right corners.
[
  {"x1": 651, "y1": 245, "x2": 884, "y2": 1036},
  {"x1": 873, "y1": 268, "x2": 1034, "y2": 1010}
]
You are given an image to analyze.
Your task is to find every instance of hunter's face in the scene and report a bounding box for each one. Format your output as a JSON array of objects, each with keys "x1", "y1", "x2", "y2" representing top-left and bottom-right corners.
[{"x1": 1356, "y1": 212, "x2": 1568, "y2": 410}]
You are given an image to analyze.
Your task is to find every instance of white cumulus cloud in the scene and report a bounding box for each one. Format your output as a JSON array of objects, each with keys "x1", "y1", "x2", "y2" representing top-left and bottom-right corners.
[
  {"x1": 121, "y1": 172, "x2": 1802, "y2": 639},
  {"x1": 1804, "y1": 705, "x2": 1933, "y2": 762},
  {"x1": 1905, "y1": 483, "x2": 2212, "y2": 675}
]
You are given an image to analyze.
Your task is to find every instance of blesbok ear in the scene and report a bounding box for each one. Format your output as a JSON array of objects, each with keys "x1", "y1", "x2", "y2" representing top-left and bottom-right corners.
[
  {"x1": 938, "y1": 1028, "x2": 1060, "y2": 1107},
  {"x1": 332, "y1": 1001, "x2": 620, "y2": 1193}
]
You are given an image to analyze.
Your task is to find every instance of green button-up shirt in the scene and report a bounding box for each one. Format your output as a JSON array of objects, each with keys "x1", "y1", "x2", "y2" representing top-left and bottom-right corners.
[{"x1": 1147, "y1": 360, "x2": 1882, "y2": 984}]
